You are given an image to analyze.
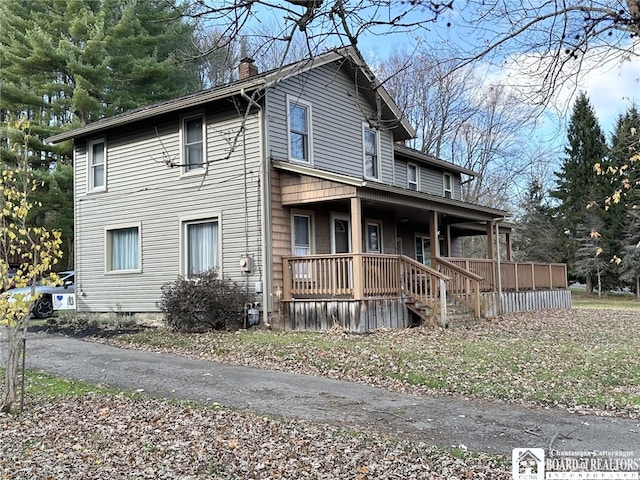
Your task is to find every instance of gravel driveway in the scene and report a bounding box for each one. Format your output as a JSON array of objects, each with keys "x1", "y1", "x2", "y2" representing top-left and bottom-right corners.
[{"x1": 22, "y1": 330, "x2": 640, "y2": 455}]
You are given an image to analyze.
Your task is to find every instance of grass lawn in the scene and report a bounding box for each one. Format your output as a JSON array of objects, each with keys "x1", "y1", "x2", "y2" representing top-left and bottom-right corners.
[
  {"x1": 102, "y1": 308, "x2": 640, "y2": 417},
  {"x1": 571, "y1": 288, "x2": 640, "y2": 310}
]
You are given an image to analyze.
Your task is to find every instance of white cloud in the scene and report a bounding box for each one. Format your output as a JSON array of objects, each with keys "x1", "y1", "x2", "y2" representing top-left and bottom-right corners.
[{"x1": 481, "y1": 47, "x2": 640, "y2": 136}]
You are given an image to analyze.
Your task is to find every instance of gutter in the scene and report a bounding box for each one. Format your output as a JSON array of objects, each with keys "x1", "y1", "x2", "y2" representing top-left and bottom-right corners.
[{"x1": 46, "y1": 78, "x2": 267, "y2": 143}]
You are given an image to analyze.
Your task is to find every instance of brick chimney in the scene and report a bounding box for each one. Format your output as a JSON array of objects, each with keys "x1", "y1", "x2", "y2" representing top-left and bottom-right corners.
[{"x1": 238, "y1": 57, "x2": 258, "y2": 79}]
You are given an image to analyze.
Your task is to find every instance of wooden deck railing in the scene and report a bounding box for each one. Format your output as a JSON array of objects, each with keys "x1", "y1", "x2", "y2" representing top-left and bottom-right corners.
[
  {"x1": 443, "y1": 258, "x2": 568, "y2": 291},
  {"x1": 433, "y1": 258, "x2": 482, "y2": 317},
  {"x1": 282, "y1": 254, "x2": 567, "y2": 320},
  {"x1": 283, "y1": 254, "x2": 447, "y2": 302}
]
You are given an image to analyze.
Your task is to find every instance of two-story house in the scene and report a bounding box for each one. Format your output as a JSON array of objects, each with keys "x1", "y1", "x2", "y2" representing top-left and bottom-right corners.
[{"x1": 48, "y1": 47, "x2": 569, "y2": 331}]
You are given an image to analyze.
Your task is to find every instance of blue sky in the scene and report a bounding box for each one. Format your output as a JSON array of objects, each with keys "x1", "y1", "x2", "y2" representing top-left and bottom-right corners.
[{"x1": 250, "y1": 2, "x2": 639, "y2": 148}]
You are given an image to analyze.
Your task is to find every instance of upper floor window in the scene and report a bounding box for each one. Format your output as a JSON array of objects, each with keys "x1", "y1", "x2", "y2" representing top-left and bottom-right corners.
[
  {"x1": 443, "y1": 173, "x2": 453, "y2": 199},
  {"x1": 407, "y1": 163, "x2": 418, "y2": 191},
  {"x1": 363, "y1": 125, "x2": 379, "y2": 180},
  {"x1": 88, "y1": 138, "x2": 106, "y2": 191},
  {"x1": 182, "y1": 114, "x2": 205, "y2": 173},
  {"x1": 287, "y1": 97, "x2": 312, "y2": 164},
  {"x1": 106, "y1": 224, "x2": 141, "y2": 272}
]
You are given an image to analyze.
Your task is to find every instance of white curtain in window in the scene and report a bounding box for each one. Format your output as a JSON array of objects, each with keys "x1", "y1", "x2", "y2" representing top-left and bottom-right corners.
[
  {"x1": 188, "y1": 221, "x2": 218, "y2": 275},
  {"x1": 112, "y1": 227, "x2": 139, "y2": 270}
]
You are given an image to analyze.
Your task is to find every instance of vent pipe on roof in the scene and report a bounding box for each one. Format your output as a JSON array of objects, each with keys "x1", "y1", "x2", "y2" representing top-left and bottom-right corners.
[{"x1": 239, "y1": 57, "x2": 259, "y2": 79}]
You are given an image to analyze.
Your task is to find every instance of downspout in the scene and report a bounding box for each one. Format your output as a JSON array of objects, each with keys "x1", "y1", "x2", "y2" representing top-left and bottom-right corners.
[{"x1": 240, "y1": 87, "x2": 272, "y2": 321}]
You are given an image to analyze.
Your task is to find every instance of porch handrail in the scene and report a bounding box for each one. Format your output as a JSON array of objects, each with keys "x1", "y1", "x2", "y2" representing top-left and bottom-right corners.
[
  {"x1": 282, "y1": 254, "x2": 449, "y2": 304},
  {"x1": 398, "y1": 255, "x2": 449, "y2": 325},
  {"x1": 443, "y1": 258, "x2": 568, "y2": 291},
  {"x1": 433, "y1": 257, "x2": 482, "y2": 318}
]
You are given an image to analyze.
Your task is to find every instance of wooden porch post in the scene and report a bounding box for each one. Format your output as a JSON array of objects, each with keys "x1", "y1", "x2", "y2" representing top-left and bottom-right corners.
[
  {"x1": 505, "y1": 230, "x2": 513, "y2": 261},
  {"x1": 486, "y1": 221, "x2": 495, "y2": 259},
  {"x1": 486, "y1": 221, "x2": 496, "y2": 291},
  {"x1": 429, "y1": 210, "x2": 440, "y2": 263},
  {"x1": 351, "y1": 197, "x2": 364, "y2": 300}
]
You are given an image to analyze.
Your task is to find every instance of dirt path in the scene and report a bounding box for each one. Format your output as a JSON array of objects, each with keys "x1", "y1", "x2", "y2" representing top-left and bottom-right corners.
[{"x1": 23, "y1": 330, "x2": 640, "y2": 455}]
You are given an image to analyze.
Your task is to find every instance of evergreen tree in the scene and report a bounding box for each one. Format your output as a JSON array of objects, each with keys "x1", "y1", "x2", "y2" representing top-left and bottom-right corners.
[
  {"x1": 551, "y1": 92, "x2": 609, "y2": 292},
  {"x1": 1, "y1": 0, "x2": 203, "y2": 269},
  {"x1": 513, "y1": 179, "x2": 563, "y2": 263},
  {"x1": 613, "y1": 106, "x2": 640, "y2": 294},
  {"x1": 0, "y1": 0, "x2": 201, "y2": 166},
  {"x1": 621, "y1": 210, "x2": 640, "y2": 298}
]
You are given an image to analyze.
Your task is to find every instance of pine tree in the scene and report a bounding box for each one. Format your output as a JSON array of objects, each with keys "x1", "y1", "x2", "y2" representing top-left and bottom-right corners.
[
  {"x1": 621, "y1": 210, "x2": 640, "y2": 298},
  {"x1": 551, "y1": 92, "x2": 609, "y2": 292},
  {"x1": 0, "y1": 0, "x2": 202, "y2": 166},
  {"x1": 613, "y1": 106, "x2": 640, "y2": 294},
  {"x1": 513, "y1": 179, "x2": 563, "y2": 263},
  {"x1": 1, "y1": 0, "x2": 203, "y2": 269}
]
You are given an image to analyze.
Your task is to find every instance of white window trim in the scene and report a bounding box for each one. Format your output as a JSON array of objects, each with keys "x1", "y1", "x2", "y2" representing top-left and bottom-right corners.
[
  {"x1": 87, "y1": 138, "x2": 106, "y2": 193},
  {"x1": 179, "y1": 211, "x2": 223, "y2": 277},
  {"x1": 362, "y1": 122, "x2": 381, "y2": 181},
  {"x1": 180, "y1": 111, "x2": 207, "y2": 176},
  {"x1": 443, "y1": 173, "x2": 453, "y2": 199},
  {"x1": 407, "y1": 163, "x2": 419, "y2": 191},
  {"x1": 286, "y1": 96, "x2": 313, "y2": 165},
  {"x1": 365, "y1": 219, "x2": 383, "y2": 253},
  {"x1": 291, "y1": 210, "x2": 315, "y2": 255},
  {"x1": 104, "y1": 222, "x2": 142, "y2": 274}
]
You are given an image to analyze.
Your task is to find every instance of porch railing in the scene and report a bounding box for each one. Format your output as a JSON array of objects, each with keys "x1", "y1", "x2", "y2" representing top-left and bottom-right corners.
[
  {"x1": 282, "y1": 254, "x2": 447, "y2": 303},
  {"x1": 282, "y1": 254, "x2": 567, "y2": 320},
  {"x1": 433, "y1": 258, "x2": 482, "y2": 317},
  {"x1": 443, "y1": 258, "x2": 568, "y2": 291}
]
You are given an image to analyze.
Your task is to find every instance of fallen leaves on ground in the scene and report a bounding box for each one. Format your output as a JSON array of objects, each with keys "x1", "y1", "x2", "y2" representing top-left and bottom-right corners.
[
  {"x1": 0, "y1": 394, "x2": 509, "y2": 479},
  {"x1": 97, "y1": 309, "x2": 640, "y2": 418}
]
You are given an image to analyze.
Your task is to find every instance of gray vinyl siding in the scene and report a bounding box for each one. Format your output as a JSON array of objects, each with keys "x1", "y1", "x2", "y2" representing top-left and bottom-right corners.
[
  {"x1": 393, "y1": 158, "x2": 463, "y2": 200},
  {"x1": 265, "y1": 63, "x2": 394, "y2": 184},
  {"x1": 74, "y1": 108, "x2": 263, "y2": 313}
]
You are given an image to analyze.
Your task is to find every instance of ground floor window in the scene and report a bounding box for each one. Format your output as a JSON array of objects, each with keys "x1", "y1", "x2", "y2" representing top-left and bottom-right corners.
[
  {"x1": 293, "y1": 214, "x2": 312, "y2": 256},
  {"x1": 185, "y1": 219, "x2": 219, "y2": 276},
  {"x1": 106, "y1": 224, "x2": 140, "y2": 272}
]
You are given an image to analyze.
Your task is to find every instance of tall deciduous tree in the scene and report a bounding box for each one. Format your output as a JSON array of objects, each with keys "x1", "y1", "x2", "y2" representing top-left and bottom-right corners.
[
  {"x1": 176, "y1": 1, "x2": 638, "y2": 107},
  {"x1": 379, "y1": 49, "x2": 541, "y2": 211},
  {"x1": 552, "y1": 92, "x2": 609, "y2": 291}
]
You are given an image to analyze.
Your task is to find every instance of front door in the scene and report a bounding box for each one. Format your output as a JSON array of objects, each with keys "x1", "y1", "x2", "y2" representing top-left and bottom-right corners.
[
  {"x1": 331, "y1": 214, "x2": 351, "y2": 254},
  {"x1": 331, "y1": 213, "x2": 352, "y2": 291}
]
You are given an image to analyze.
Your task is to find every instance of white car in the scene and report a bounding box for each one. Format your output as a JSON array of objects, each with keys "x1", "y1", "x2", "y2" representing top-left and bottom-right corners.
[{"x1": 3, "y1": 271, "x2": 75, "y2": 319}]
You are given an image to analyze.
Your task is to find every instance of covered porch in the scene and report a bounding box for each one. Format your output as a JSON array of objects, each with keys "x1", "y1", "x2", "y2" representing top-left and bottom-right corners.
[{"x1": 270, "y1": 166, "x2": 570, "y2": 331}]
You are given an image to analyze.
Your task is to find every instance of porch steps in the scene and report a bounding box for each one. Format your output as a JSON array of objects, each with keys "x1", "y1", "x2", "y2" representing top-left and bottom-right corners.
[{"x1": 404, "y1": 297, "x2": 476, "y2": 328}]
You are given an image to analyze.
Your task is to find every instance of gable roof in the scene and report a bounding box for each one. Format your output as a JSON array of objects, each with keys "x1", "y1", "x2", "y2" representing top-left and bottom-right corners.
[{"x1": 47, "y1": 47, "x2": 415, "y2": 143}]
